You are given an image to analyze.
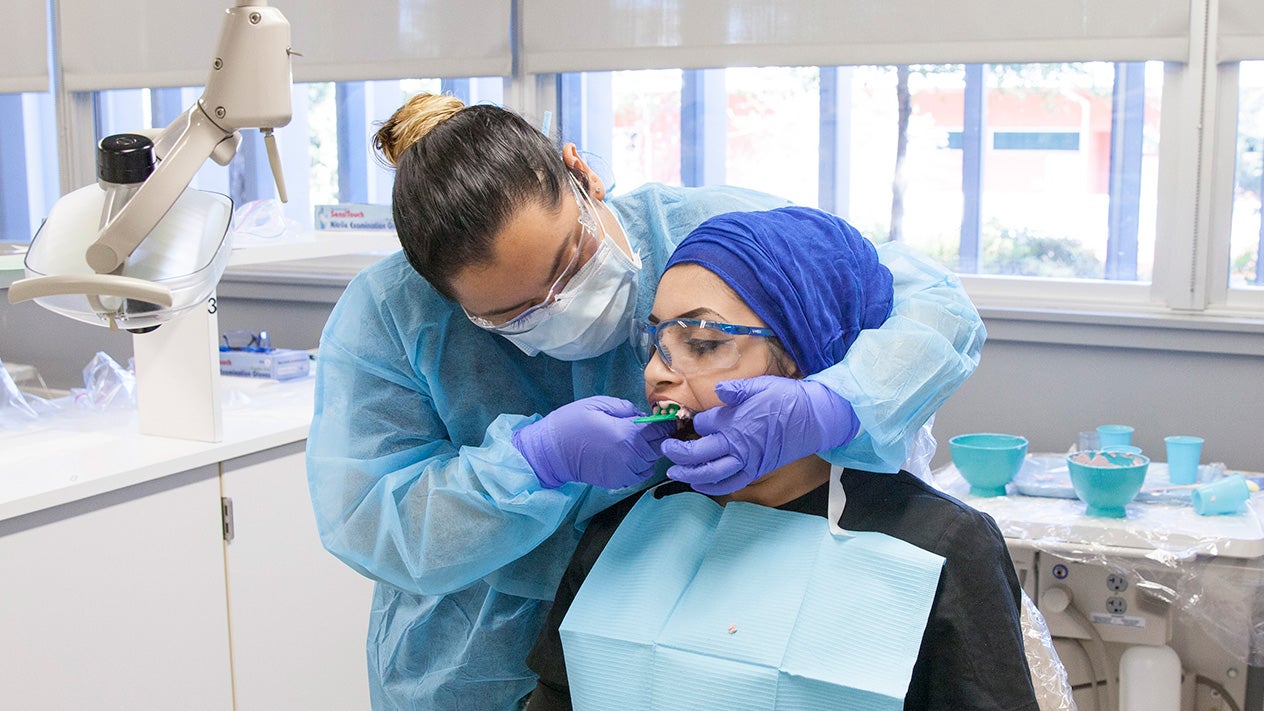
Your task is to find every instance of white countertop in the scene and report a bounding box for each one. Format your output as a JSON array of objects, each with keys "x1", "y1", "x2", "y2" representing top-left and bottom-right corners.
[
  {"x1": 0, "y1": 375, "x2": 315, "y2": 522},
  {"x1": 934, "y1": 460, "x2": 1264, "y2": 560}
]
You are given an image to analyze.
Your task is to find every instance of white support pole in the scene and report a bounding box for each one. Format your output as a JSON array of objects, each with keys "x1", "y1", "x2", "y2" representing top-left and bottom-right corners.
[{"x1": 132, "y1": 295, "x2": 223, "y2": 442}]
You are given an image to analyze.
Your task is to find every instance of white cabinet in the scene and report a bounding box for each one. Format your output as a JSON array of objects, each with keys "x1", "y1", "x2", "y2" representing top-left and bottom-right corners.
[
  {"x1": 0, "y1": 441, "x2": 375, "y2": 710},
  {"x1": 0, "y1": 466, "x2": 235, "y2": 710},
  {"x1": 220, "y1": 442, "x2": 373, "y2": 710}
]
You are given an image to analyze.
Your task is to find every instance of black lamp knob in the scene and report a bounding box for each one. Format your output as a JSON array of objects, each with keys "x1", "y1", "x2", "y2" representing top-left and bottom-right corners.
[{"x1": 97, "y1": 133, "x2": 155, "y2": 184}]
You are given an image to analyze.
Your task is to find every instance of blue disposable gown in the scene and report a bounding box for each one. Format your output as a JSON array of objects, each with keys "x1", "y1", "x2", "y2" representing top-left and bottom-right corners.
[{"x1": 306, "y1": 183, "x2": 985, "y2": 710}]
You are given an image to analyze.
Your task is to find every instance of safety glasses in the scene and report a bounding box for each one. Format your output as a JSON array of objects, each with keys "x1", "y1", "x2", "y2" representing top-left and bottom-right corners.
[
  {"x1": 220, "y1": 329, "x2": 272, "y2": 352},
  {"x1": 463, "y1": 174, "x2": 604, "y2": 334},
  {"x1": 632, "y1": 318, "x2": 777, "y2": 375}
]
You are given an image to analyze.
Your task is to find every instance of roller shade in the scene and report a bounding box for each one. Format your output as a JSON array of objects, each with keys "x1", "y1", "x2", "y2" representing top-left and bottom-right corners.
[
  {"x1": 59, "y1": 1, "x2": 236, "y2": 90},
  {"x1": 58, "y1": 0, "x2": 511, "y2": 91},
  {"x1": 288, "y1": 0, "x2": 511, "y2": 83},
  {"x1": 1218, "y1": 0, "x2": 1264, "y2": 62},
  {"x1": 4, "y1": 0, "x2": 49, "y2": 93},
  {"x1": 522, "y1": 0, "x2": 1193, "y2": 74}
]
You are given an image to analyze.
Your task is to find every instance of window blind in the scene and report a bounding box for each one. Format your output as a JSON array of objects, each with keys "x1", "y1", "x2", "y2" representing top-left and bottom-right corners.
[
  {"x1": 522, "y1": 0, "x2": 1193, "y2": 74},
  {"x1": 4, "y1": 0, "x2": 50, "y2": 93},
  {"x1": 1217, "y1": 0, "x2": 1264, "y2": 62},
  {"x1": 288, "y1": 0, "x2": 511, "y2": 83},
  {"x1": 58, "y1": 0, "x2": 511, "y2": 91}
]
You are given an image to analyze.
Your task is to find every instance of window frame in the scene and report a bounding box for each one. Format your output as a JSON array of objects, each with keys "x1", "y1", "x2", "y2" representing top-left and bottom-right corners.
[
  {"x1": 1211, "y1": 62, "x2": 1264, "y2": 312},
  {"x1": 11, "y1": 0, "x2": 1264, "y2": 328},
  {"x1": 557, "y1": 62, "x2": 1171, "y2": 313}
]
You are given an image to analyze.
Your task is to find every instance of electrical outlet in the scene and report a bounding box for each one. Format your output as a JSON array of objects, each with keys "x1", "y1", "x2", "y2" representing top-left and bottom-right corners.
[
  {"x1": 1106, "y1": 573, "x2": 1128, "y2": 592},
  {"x1": 1034, "y1": 555, "x2": 1168, "y2": 645}
]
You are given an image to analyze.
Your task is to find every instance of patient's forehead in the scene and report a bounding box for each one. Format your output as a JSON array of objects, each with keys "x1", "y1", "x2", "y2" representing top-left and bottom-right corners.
[{"x1": 652, "y1": 263, "x2": 762, "y2": 326}]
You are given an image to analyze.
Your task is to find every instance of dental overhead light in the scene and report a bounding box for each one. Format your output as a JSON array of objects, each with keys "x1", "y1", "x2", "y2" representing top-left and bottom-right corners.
[
  {"x1": 6, "y1": 1, "x2": 295, "y2": 443},
  {"x1": 8, "y1": 0, "x2": 294, "y2": 333}
]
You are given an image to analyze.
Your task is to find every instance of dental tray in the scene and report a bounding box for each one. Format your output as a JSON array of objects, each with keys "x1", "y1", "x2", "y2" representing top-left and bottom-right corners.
[{"x1": 1012, "y1": 455, "x2": 1221, "y2": 504}]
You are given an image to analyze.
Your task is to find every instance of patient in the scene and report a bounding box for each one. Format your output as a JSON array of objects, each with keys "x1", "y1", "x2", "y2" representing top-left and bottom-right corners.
[{"x1": 524, "y1": 206, "x2": 1038, "y2": 710}]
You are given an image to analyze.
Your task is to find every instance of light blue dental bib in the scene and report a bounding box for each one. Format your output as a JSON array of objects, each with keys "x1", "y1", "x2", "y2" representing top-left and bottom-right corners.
[{"x1": 559, "y1": 489, "x2": 945, "y2": 710}]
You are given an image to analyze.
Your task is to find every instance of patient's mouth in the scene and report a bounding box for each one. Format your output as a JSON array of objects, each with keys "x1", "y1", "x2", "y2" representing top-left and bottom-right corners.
[
  {"x1": 652, "y1": 400, "x2": 699, "y2": 440},
  {"x1": 651, "y1": 400, "x2": 695, "y2": 420}
]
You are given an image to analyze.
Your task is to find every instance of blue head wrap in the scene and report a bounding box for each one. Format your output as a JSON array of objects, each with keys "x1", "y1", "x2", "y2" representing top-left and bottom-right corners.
[{"x1": 664, "y1": 206, "x2": 894, "y2": 376}]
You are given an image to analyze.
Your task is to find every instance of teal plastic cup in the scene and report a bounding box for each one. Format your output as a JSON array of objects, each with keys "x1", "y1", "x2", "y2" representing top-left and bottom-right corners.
[
  {"x1": 1165, "y1": 435, "x2": 1204, "y2": 485},
  {"x1": 949, "y1": 433, "x2": 1028, "y2": 497},
  {"x1": 1192, "y1": 474, "x2": 1249, "y2": 516},
  {"x1": 1066, "y1": 451, "x2": 1149, "y2": 518},
  {"x1": 1097, "y1": 425, "x2": 1134, "y2": 448}
]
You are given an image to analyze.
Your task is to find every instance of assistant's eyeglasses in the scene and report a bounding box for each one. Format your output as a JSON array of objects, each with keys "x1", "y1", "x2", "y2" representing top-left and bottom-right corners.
[
  {"x1": 632, "y1": 318, "x2": 777, "y2": 375},
  {"x1": 463, "y1": 174, "x2": 604, "y2": 334}
]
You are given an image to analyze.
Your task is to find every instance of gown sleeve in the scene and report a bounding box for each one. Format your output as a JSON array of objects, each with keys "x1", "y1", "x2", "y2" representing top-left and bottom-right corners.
[
  {"x1": 808, "y1": 242, "x2": 986, "y2": 472},
  {"x1": 305, "y1": 268, "x2": 627, "y2": 599}
]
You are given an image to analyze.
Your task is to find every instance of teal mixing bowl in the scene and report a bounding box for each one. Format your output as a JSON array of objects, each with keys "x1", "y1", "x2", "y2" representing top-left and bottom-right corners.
[
  {"x1": 1066, "y1": 450, "x2": 1150, "y2": 518},
  {"x1": 949, "y1": 433, "x2": 1028, "y2": 497}
]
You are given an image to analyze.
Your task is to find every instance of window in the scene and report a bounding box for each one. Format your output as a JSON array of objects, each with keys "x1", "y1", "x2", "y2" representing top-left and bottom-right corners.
[
  {"x1": 90, "y1": 77, "x2": 503, "y2": 230},
  {"x1": 563, "y1": 61, "x2": 1162, "y2": 284},
  {"x1": 0, "y1": 92, "x2": 58, "y2": 244},
  {"x1": 1231, "y1": 60, "x2": 1264, "y2": 289},
  {"x1": 3, "y1": 75, "x2": 500, "y2": 250},
  {"x1": 12, "y1": 0, "x2": 1264, "y2": 322},
  {"x1": 33, "y1": 0, "x2": 511, "y2": 239}
]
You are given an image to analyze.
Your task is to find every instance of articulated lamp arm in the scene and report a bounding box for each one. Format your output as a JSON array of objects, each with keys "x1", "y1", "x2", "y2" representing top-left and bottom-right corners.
[
  {"x1": 86, "y1": 108, "x2": 236, "y2": 274},
  {"x1": 86, "y1": 1, "x2": 294, "y2": 275}
]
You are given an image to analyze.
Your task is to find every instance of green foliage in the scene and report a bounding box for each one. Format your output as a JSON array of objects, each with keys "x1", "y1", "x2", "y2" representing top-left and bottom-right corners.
[
  {"x1": 989, "y1": 63, "x2": 1100, "y2": 94},
  {"x1": 864, "y1": 224, "x2": 892, "y2": 245},
  {"x1": 979, "y1": 221, "x2": 1102, "y2": 277},
  {"x1": 921, "y1": 240, "x2": 960, "y2": 268},
  {"x1": 866, "y1": 221, "x2": 1104, "y2": 279},
  {"x1": 1236, "y1": 136, "x2": 1262, "y2": 202},
  {"x1": 307, "y1": 83, "x2": 338, "y2": 205},
  {"x1": 1233, "y1": 248, "x2": 1259, "y2": 284}
]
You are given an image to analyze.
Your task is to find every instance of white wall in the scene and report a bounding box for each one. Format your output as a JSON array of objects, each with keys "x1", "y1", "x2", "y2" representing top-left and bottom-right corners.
[
  {"x1": 4, "y1": 276, "x2": 1262, "y2": 472},
  {"x1": 934, "y1": 313, "x2": 1264, "y2": 471}
]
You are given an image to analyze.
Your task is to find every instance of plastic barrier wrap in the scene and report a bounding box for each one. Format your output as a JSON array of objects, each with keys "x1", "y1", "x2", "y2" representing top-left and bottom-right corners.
[
  {"x1": 72, "y1": 351, "x2": 136, "y2": 411},
  {"x1": 1021, "y1": 589, "x2": 1077, "y2": 710},
  {"x1": 0, "y1": 356, "x2": 41, "y2": 423},
  {"x1": 936, "y1": 455, "x2": 1264, "y2": 675}
]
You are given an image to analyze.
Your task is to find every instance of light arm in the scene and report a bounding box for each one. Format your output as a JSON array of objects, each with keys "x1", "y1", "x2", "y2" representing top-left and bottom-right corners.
[
  {"x1": 86, "y1": 1, "x2": 293, "y2": 274},
  {"x1": 86, "y1": 107, "x2": 234, "y2": 273}
]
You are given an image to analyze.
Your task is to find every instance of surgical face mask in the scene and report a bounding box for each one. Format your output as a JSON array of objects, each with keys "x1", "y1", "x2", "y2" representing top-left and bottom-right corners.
[{"x1": 501, "y1": 231, "x2": 642, "y2": 360}]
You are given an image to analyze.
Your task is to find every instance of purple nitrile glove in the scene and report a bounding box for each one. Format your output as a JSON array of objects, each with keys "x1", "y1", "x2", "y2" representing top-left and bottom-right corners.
[
  {"x1": 660, "y1": 376, "x2": 860, "y2": 496},
  {"x1": 512, "y1": 396, "x2": 678, "y2": 490}
]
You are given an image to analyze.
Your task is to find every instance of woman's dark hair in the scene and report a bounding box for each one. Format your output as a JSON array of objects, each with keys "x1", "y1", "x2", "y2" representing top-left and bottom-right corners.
[
  {"x1": 765, "y1": 337, "x2": 799, "y2": 379},
  {"x1": 374, "y1": 94, "x2": 581, "y2": 300}
]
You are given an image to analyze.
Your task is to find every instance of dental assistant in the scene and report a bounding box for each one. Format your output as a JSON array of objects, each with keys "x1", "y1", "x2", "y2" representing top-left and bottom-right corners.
[{"x1": 305, "y1": 93, "x2": 985, "y2": 710}]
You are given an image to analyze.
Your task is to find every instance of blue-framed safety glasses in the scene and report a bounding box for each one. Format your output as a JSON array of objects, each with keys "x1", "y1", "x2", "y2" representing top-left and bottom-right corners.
[{"x1": 632, "y1": 318, "x2": 777, "y2": 374}]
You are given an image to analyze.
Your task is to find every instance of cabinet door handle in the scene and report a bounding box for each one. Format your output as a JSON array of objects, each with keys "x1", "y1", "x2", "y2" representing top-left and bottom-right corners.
[{"x1": 221, "y1": 497, "x2": 235, "y2": 542}]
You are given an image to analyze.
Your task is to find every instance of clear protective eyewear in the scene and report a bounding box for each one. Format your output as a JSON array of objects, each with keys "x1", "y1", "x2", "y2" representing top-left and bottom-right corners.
[
  {"x1": 632, "y1": 318, "x2": 777, "y2": 375},
  {"x1": 463, "y1": 174, "x2": 604, "y2": 334},
  {"x1": 220, "y1": 328, "x2": 272, "y2": 352}
]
